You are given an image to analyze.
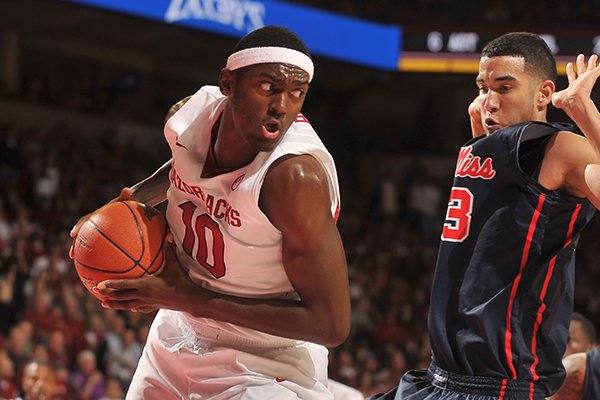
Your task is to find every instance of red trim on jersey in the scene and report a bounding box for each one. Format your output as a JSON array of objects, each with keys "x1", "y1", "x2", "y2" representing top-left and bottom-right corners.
[
  {"x1": 498, "y1": 378, "x2": 508, "y2": 400},
  {"x1": 562, "y1": 204, "x2": 581, "y2": 249},
  {"x1": 333, "y1": 203, "x2": 340, "y2": 223},
  {"x1": 528, "y1": 255, "x2": 555, "y2": 381},
  {"x1": 295, "y1": 113, "x2": 310, "y2": 124},
  {"x1": 504, "y1": 193, "x2": 546, "y2": 379},
  {"x1": 529, "y1": 381, "x2": 536, "y2": 400},
  {"x1": 527, "y1": 204, "x2": 581, "y2": 397}
]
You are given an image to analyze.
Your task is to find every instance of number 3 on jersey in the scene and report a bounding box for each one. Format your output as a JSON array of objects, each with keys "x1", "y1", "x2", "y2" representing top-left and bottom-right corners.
[
  {"x1": 179, "y1": 201, "x2": 226, "y2": 278},
  {"x1": 442, "y1": 187, "x2": 473, "y2": 242}
]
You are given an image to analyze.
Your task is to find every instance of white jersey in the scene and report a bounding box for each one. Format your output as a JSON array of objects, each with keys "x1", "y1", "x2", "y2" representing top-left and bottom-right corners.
[
  {"x1": 163, "y1": 85, "x2": 340, "y2": 346},
  {"x1": 165, "y1": 85, "x2": 340, "y2": 298},
  {"x1": 126, "y1": 86, "x2": 340, "y2": 399}
]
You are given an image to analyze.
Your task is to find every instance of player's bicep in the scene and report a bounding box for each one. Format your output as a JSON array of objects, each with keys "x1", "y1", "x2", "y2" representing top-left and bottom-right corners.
[
  {"x1": 260, "y1": 155, "x2": 334, "y2": 249},
  {"x1": 553, "y1": 133, "x2": 600, "y2": 209},
  {"x1": 260, "y1": 155, "x2": 350, "y2": 343}
]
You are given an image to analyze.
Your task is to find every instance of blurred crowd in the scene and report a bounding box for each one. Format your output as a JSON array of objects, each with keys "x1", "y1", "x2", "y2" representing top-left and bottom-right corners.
[
  {"x1": 1, "y1": 3, "x2": 600, "y2": 396},
  {"x1": 0, "y1": 120, "x2": 165, "y2": 399},
  {"x1": 1, "y1": 111, "x2": 599, "y2": 399}
]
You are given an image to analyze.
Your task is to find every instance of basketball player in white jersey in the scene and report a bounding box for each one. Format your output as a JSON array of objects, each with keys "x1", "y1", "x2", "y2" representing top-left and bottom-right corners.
[{"x1": 70, "y1": 26, "x2": 353, "y2": 399}]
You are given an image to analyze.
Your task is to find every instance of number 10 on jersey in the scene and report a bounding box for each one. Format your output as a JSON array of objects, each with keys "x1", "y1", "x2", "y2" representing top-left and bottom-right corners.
[{"x1": 179, "y1": 201, "x2": 227, "y2": 278}]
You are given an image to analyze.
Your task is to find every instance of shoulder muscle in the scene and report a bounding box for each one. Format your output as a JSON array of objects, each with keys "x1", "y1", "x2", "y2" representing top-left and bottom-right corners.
[{"x1": 259, "y1": 154, "x2": 333, "y2": 249}]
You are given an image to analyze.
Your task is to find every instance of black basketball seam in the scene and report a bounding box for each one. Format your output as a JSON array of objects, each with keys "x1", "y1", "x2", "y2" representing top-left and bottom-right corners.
[
  {"x1": 147, "y1": 218, "x2": 169, "y2": 274},
  {"x1": 84, "y1": 219, "x2": 146, "y2": 274},
  {"x1": 74, "y1": 259, "x2": 139, "y2": 274},
  {"x1": 79, "y1": 203, "x2": 151, "y2": 275},
  {"x1": 87, "y1": 219, "x2": 138, "y2": 264},
  {"x1": 121, "y1": 201, "x2": 151, "y2": 275}
]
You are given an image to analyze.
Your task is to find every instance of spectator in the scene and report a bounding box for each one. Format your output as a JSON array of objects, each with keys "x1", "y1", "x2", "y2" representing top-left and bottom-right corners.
[
  {"x1": 101, "y1": 376, "x2": 125, "y2": 400},
  {"x1": 20, "y1": 360, "x2": 66, "y2": 400},
  {"x1": 70, "y1": 350, "x2": 104, "y2": 400},
  {"x1": 564, "y1": 312, "x2": 597, "y2": 357},
  {"x1": 0, "y1": 350, "x2": 18, "y2": 399}
]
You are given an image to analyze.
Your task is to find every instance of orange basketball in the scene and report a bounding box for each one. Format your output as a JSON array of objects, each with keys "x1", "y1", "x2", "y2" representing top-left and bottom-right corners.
[{"x1": 73, "y1": 200, "x2": 167, "y2": 297}]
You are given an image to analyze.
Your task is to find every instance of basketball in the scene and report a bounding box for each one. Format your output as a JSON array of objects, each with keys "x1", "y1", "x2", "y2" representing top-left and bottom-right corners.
[{"x1": 73, "y1": 200, "x2": 168, "y2": 297}]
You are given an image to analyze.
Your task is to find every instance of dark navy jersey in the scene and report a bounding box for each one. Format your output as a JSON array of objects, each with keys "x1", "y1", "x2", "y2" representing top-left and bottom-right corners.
[
  {"x1": 428, "y1": 122, "x2": 596, "y2": 397},
  {"x1": 583, "y1": 347, "x2": 600, "y2": 400}
]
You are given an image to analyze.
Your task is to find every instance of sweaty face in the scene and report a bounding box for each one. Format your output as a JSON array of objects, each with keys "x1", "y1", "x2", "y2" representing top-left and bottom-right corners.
[
  {"x1": 228, "y1": 63, "x2": 309, "y2": 152},
  {"x1": 476, "y1": 56, "x2": 544, "y2": 134}
]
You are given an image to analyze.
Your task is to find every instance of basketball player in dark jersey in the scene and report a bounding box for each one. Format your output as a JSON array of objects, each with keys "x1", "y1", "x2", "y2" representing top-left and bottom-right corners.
[{"x1": 378, "y1": 33, "x2": 600, "y2": 400}]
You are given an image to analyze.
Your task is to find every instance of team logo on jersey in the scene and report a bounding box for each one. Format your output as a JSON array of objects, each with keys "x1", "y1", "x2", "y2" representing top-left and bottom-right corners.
[
  {"x1": 455, "y1": 146, "x2": 496, "y2": 179},
  {"x1": 231, "y1": 174, "x2": 245, "y2": 191}
]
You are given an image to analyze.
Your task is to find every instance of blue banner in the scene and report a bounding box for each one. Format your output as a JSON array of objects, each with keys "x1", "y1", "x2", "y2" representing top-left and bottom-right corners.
[{"x1": 65, "y1": 0, "x2": 401, "y2": 70}]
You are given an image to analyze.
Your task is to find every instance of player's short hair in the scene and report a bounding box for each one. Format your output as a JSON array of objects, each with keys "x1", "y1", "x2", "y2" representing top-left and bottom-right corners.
[
  {"x1": 232, "y1": 26, "x2": 311, "y2": 58},
  {"x1": 226, "y1": 26, "x2": 314, "y2": 81},
  {"x1": 481, "y1": 32, "x2": 557, "y2": 83},
  {"x1": 572, "y1": 312, "x2": 597, "y2": 344}
]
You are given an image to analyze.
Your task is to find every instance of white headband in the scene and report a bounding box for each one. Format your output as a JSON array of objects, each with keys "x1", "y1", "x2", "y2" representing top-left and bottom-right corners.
[{"x1": 226, "y1": 46, "x2": 314, "y2": 82}]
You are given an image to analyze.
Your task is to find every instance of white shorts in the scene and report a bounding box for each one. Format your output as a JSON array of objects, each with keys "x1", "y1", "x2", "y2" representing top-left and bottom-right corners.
[{"x1": 126, "y1": 309, "x2": 333, "y2": 400}]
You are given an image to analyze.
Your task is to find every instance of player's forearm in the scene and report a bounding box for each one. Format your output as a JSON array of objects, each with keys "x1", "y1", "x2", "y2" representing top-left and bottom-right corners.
[
  {"x1": 129, "y1": 159, "x2": 172, "y2": 207},
  {"x1": 186, "y1": 290, "x2": 348, "y2": 347},
  {"x1": 564, "y1": 97, "x2": 600, "y2": 156}
]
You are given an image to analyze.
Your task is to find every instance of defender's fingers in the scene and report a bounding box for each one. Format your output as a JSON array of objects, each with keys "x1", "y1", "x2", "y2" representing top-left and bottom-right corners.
[
  {"x1": 565, "y1": 62, "x2": 576, "y2": 83},
  {"x1": 576, "y1": 54, "x2": 586, "y2": 75}
]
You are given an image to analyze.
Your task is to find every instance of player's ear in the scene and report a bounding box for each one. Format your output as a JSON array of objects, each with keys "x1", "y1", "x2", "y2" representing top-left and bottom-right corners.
[
  {"x1": 537, "y1": 79, "x2": 555, "y2": 110},
  {"x1": 219, "y1": 68, "x2": 235, "y2": 96}
]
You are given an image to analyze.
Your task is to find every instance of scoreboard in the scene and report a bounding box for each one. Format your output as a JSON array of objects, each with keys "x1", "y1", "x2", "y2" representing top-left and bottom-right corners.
[
  {"x1": 62, "y1": 0, "x2": 599, "y2": 75},
  {"x1": 399, "y1": 29, "x2": 600, "y2": 74}
]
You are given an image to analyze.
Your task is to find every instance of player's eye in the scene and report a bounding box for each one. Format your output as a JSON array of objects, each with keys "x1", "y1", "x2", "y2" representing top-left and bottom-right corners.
[
  {"x1": 260, "y1": 82, "x2": 274, "y2": 92},
  {"x1": 290, "y1": 89, "x2": 305, "y2": 99}
]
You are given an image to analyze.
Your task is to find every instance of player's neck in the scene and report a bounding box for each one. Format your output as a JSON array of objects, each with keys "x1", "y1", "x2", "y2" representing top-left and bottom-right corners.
[{"x1": 201, "y1": 114, "x2": 255, "y2": 178}]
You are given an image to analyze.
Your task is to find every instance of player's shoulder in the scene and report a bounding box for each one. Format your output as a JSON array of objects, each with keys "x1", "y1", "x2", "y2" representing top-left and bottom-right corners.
[
  {"x1": 164, "y1": 96, "x2": 192, "y2": 123},
  {"x1": 549, "y1": 129, "x2": 590, "y2": 151},
  {"x1": 264, "y1": 154, "x2": 328, "y2": 193},
  {"x1": 164, "y1": 86, "x2": 223, "y2": 123}
]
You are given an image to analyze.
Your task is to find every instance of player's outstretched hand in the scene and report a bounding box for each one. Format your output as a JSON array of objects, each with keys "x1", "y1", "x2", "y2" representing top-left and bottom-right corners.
[
  {"x1": 68, "y1": 187, "x2": 133, "y2": 259},
  {"x1": 552, "y1": 54, "x2": 600, "y2": 112},
  {"x1": 94, "y1": 241, "x2": 202, "y2": 314}
]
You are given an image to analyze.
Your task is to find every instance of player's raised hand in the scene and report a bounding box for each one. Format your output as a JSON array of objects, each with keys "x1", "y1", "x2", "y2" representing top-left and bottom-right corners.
[
  {"x1": 468, "y1": 95, "x2": 486, "y2": 137},
  {"x1": 552, "y1": 54, "x2": 600, "y2": 111}
]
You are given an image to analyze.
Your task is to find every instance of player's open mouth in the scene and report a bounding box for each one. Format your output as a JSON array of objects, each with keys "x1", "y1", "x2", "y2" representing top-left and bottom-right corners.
[
  {"x1": 485, "y1": 117, "x2": 500, "y2": 132},
  {"x1": 262, "y1": 121, "x2": 281, "y2": 138}
]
